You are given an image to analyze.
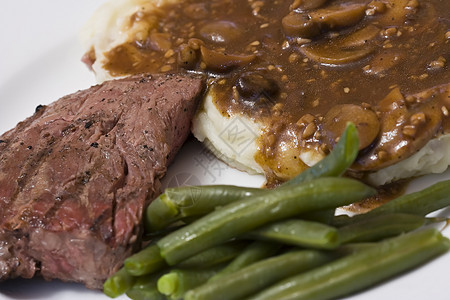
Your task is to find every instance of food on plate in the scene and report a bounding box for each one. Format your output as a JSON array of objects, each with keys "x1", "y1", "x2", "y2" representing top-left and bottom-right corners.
[
  {"x1": 145, "y1": 184, "x2": 267, "y2": 232},
  {"x1": 0, "y1": 73, "x2": 203, "y2": 288},
  {"x1": 81, "y1": 0, "x2": 450, "y2": 187},
  {"x1": 246, "y1": 228, "x2": 449, "y2": 300},
  {"x1": 156, "y1": 177, "x2": 373, "y2": 265},
  {"x1": 185, "y1": 249, "x2": 335, "y2": 300},
  {"x1": 146, "y1": 122, "x2": 359, "y2": 232},
  {"x1": 245, "y1": 218, "x2": 340, "y2": 249},
  {"x1": 103, "y1": 127, "x2": 450, "y2": 299}
]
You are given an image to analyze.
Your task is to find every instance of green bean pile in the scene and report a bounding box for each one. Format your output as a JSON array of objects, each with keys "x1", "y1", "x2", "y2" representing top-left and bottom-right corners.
[{"x1": 103, "y1": 124, "x2": 450, "y2": 300}]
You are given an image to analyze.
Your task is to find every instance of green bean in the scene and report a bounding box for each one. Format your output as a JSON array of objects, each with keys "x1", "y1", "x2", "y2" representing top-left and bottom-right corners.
[
  {"x1": 333, "y1": 179, "x2": 450, "y2": 226},
  {"x1": 184, "y1": 250, "x2": 335, "y2": 300},
  {"x1": 144, "y1": 194, "x2": 178, "y2": 233},
  {"x1": 248, "y1": 228, "x2": 450, "y2": 300},
  {"x1": 157, "y1": 177, "x2": 375, "y2": 265},
  {"x1": 335, "y1": 243, "x2": 376, "y2": 255},
  {"x1": 124, "y1": 244, "x2": 167, "y2": 276},
  {"x1": 157, "y1": 267, "x2": 222, "y2": 300},
  {"x1": 126, "y1": 288, "x2": 167, "y2": 300},
  {"x1": 209, "y1": 241, "x2": 281, "y2": 281},
  {"x1": 246, "y1": 219, "x2": 339, "y2": 249},
  {"x1": 281, "y1": 122, "x2": 359, "y2": 188},
  {"x1": 177, "y1": 242, "x2": 246, "y2": 268},
  {"x1": 126, "y1": 273, "x2": 166, "y2": 300},
  {"x1": 299, "y1": 208, "x2": 336, "y2": 224},
  {"x1": 370, "y1": 180, "x2": 450, "y2": 216},
  {"x1": 124, "y1": 241, "x2": 245, "y2": 278},
  {"x1": 146, "y1": 123, "x2": 359, "y2": 233},
  {"x1": 103, "y1": 267, "x2": 136, "y2": 298},
  {"x1": 145, "y1": 185, "x2": 266, "y2": 232},
  {"x1": 338, "y1": 213, "x2": 427, "y2": 244}
]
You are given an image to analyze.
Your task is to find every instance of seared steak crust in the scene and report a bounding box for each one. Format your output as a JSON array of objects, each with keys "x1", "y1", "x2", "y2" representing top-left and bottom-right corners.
[{"x1": 0, "y1": 73, "x2": 203, "y2": 288}]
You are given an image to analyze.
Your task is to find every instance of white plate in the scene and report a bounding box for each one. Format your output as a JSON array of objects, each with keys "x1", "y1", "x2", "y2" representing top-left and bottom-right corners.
[{"x1": 0, "y1": 1, "x2": 449, "y2": 299}]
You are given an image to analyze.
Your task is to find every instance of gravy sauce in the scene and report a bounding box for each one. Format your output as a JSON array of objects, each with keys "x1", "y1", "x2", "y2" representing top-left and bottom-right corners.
[{"x1": 98, "y1": 0, "x2": 450, "y2": 184}]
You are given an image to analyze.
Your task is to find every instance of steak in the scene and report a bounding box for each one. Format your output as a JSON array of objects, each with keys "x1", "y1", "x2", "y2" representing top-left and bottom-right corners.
[{"x1": 0, "y1": 73, "x2": 204, "y2": 289}]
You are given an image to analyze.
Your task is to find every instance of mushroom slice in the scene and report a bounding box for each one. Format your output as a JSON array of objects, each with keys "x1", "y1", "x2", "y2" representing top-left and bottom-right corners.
[
  {"x1": 199, "y1": 21, "x2": 241, "y2": 44},
  {"x1": 299, "y1": 23, "x2": 379, "y2": 65},
  {"x1": 309, "y1": 3, "x2": 367, "y2": 29},
  {"x1": 290, "y1": 0, "x2": 329, "y2": 11},
  {"x1": 364, "y1": 50, "x2": 403, "y2": 76},
  {"x1": 300, "y1": 43, "x2": 374, "y2": 65},
  {"x1": 200, "y1": 46, "x2": 256, "y2": 72},
  {"x1": 353, "y1": 86, "x2": 447, "y2": 171},
  {"x1": 283, "y1": 3, "x2": 368, "y2": 39},
  {"x1": 235, "y1": 72, "x2": 279, "y2": 101},
  {"x1": 376, "y1": 0, "x2": 409, "y2": 26},
  {"x1": 323, "y1": 104, "x2": 380, "y2": 150},
  {"x1": 282, "y1": 13, "x2": 321, "y2": 38},
  {"x1": 339, "y1": 25, "x2": 380, "y2": 48}
]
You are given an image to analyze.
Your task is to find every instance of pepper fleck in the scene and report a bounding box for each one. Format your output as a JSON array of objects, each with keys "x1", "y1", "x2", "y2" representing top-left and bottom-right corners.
[{"x1": 90, "y1": 142, "x2": 99, "y2": 148}]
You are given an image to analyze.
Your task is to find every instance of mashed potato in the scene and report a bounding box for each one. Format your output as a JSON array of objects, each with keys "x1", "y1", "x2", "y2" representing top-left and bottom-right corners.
[
  {"x1": 193, "y1": 90, "x2": 450, "y2": 186},
  {"x1": 192, "y1": 91, "x2": 264, "y2": 175},
  {"x1": 80, "y1": 0, "x2": 450, "y2": 187},
  {"x1": 192, "y1": 88, "x2": 327, "y2": 178},
  {"x1": 80, "y1": 0, "x2": 178, "y2": 82}
]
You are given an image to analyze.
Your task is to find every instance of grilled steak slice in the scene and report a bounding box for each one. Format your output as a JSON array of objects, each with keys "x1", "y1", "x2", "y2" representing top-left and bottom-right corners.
[{"x1": 0, "y1": 73, "x2": 204, "y2": 289}]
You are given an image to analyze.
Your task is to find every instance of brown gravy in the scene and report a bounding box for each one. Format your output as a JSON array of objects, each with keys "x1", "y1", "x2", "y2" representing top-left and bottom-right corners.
[
  {"x1": 344, "y1": 179, "x2": 410, "y2": 212},
  {"x1": 96, "y1": 0, "x2": 450, "y2": 184}
]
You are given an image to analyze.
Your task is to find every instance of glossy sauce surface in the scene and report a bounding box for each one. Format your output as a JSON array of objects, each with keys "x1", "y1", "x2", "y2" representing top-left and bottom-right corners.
[{"x1": 96, "y1": 0, "x2": 450, "y2": 184}]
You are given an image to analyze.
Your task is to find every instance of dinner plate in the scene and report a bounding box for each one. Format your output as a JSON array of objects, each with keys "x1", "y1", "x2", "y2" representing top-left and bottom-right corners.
[{"x1": 0, "y1": 1, "x2": 449, "y2": 299}]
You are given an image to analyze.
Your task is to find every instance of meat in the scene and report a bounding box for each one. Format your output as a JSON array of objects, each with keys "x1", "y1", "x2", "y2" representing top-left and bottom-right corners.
[{"x1": 0, "y1": 73, "x2": 204, "y2": 289}]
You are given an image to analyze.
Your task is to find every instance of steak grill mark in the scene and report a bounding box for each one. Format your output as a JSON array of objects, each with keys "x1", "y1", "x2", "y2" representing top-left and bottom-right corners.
[{"x1": 0, "y1": 73, "x2": 204, "y2": 289}]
